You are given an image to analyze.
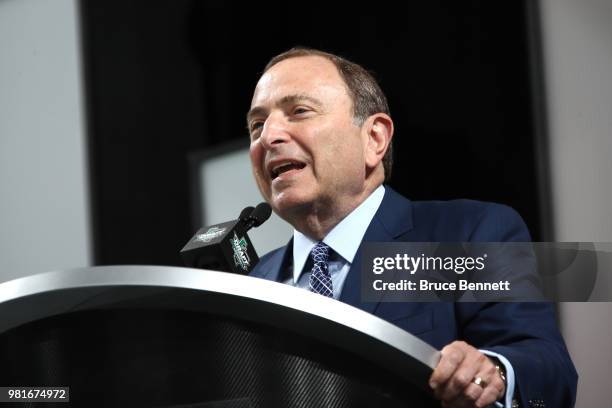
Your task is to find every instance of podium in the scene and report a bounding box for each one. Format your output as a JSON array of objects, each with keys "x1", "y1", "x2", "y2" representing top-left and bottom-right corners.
[{"x1": 0, "y1": 266, "x2": 440, "y2": 407}]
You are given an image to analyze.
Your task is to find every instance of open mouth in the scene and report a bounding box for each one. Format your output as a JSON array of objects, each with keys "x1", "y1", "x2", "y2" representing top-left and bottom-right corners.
[{"x1": 270, "y1": 160, "x2": 307, "y2": 180}]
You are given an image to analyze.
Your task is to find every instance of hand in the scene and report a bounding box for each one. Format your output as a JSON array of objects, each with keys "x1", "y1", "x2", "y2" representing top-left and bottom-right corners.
[{"x1": 429, "y1": 341, "x2": 505, "y2": 408}]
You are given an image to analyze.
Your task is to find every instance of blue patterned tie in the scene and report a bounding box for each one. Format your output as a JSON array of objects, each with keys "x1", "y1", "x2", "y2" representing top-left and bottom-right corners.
[{"x1": 308, "y1": 242, "x2": 333, "y2": 297}]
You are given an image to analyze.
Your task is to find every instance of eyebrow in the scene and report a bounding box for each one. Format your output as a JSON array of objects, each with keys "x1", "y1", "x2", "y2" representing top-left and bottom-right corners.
[{"x1": 246, "y1": 93, "x2": 324, "y2": 124}]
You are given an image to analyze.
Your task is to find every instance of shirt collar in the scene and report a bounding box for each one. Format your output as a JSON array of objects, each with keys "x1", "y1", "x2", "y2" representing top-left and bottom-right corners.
[{"x1": 292, "y1": 185, "x2": 386, "y2": 284}]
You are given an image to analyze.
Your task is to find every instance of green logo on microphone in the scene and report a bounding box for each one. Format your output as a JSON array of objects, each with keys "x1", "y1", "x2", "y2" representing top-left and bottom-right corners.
[{"x1": 230, "y1": 232, "x2": 251, "y2": 271}]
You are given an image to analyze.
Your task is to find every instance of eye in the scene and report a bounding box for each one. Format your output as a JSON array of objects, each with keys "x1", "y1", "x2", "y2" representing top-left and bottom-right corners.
[
  {"x1": 293, "y1": 106, "x2": 311, "y2": 115},
  {"x1": 249, "y1": 121, "x2": 264, "y2": 133}
]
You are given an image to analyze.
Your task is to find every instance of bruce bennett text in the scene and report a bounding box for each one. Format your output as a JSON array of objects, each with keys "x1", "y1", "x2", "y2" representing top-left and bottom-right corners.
[{"x1": 372, "y1": 280, "x2": 511, "y2": 291}]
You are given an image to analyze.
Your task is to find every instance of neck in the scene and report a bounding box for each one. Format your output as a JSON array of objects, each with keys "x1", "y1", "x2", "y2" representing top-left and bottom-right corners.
[{"x1": 289, "y1": 180, "x2": 382, "y2": 241}]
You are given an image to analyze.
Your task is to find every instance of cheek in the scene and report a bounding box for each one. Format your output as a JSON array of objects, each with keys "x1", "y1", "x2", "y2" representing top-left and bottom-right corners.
[
  {"x1": 249, "y1": 143, "x2": 267, "y2": 185},
  {"x1": 325, "y1": 136, "x2": 365, "y2": 175},
  {"x1": 249, "y1": 141, "x2": 263, "y2": 167}
]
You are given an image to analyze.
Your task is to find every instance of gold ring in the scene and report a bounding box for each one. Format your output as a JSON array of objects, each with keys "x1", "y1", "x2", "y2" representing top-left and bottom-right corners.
[{"x1": 472, "y1": 376, "x2": 487, "y2": 388}]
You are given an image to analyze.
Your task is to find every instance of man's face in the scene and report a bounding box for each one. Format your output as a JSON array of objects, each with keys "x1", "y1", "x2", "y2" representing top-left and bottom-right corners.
[{"x1": 248, "y1": 56, "x2": 368, "y2": 220}]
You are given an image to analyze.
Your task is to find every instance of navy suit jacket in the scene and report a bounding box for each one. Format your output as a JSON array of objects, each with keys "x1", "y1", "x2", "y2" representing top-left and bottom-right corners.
[{"x1": 250, "y1": 187, "x2": 577, "y2": 407}]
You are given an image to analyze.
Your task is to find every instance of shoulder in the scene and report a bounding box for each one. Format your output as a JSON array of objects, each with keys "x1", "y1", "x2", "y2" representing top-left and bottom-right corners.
[
  {"x1": 410, "y1": 198, "x2": 530, "y2": 242},
  {"x1": 249, "y1": 244, "x2": 288, "y2": 279}
]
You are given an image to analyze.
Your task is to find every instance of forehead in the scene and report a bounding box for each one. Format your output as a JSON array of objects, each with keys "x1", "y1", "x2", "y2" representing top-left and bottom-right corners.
[{"x1": 251, "y1": 55, "x2": 350, "y2": 108}]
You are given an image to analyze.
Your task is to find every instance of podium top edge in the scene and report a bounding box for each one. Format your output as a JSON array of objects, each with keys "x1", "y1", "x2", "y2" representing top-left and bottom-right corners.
[{"x1": 0, "y1": 265, "x2": 439, "y2": 382}]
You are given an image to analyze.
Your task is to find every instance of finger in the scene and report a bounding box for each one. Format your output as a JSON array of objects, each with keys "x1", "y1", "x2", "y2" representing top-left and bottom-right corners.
[
  {"x1": 486, "y1": 371, "x2": 506, "y2": 402},
  {"x1": 463, "y1": 382, "x2": 486, "y2": 405},
  {"x1": 478, "y1": 362, "x2": 506, "y2": 400},
  {"x1": 445, "y1": 382, "x2": 485, "y2": 408},
  {"x1": 437, "y1": 348, "x2": 487, "y2": 401},
  {"x1": 475, "y1": 384, "x2": 502, "y2": 408},
  {"x1": 430, "y1": 342, "x2": 469, "y2": 391},
  {"x1": 490, "y1": 367, "x2": 506, "y2": 397}
]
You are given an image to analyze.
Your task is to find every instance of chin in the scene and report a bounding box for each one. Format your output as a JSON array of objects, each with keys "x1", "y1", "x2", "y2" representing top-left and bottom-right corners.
[{"x1": 271, "y1": 188, "x2": 314, "y2": 218}]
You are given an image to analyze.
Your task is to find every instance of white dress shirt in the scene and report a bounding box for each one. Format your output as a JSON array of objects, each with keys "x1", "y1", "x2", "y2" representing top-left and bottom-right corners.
[{"x1": 283, "y1": 185, "x2": 385, "y2": 299}]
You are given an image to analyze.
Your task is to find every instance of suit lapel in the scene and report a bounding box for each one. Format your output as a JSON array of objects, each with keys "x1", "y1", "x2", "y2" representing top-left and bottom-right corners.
[
  {"x1": 253, "y1": 238, "x2": 293, "y2": 283},
  {"x1": 340, "y1": 187, "x2": 415, "y2": 315}
]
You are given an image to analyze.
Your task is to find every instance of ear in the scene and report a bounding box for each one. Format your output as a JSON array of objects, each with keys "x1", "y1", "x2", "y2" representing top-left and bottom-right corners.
[{"x1": 362, "y1": 113, "x2": 394, "y2": 170}]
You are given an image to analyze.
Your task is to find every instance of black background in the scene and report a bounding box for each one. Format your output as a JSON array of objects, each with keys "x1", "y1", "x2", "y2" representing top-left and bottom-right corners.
[{"x1": 80, "y1": 0, "x2": 549, "y2": 266}]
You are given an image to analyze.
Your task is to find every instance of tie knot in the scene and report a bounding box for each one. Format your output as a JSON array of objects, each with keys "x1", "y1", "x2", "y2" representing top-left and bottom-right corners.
[{"x1": 310, "y1": 242, "x2": 330, "y2": 264}]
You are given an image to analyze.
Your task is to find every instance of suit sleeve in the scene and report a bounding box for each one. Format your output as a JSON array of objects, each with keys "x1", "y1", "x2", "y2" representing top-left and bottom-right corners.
[{"x1": 457, "y1": 203, "x2": 578, "y2": 407}]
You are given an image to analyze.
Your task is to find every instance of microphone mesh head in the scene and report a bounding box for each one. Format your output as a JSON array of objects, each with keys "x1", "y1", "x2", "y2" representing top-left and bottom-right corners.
[
  {"x1": 251, "y1": 203, "x2": 272, "y2": 227},
  {"x1": 239, "y1": 206, "x2": 255, "y2": 221}
]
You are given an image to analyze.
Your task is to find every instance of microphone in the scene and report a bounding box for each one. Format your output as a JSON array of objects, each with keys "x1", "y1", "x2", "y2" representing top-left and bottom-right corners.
[
  {"x1": 239, "y1": 206, "x2": 255, "y2": 223},
  {"x1": 180, "y1": 203, "x2": 271, "y2": 274},
  {"x1": 242, "y1": 202, "x2": 272, "y2": 230}
]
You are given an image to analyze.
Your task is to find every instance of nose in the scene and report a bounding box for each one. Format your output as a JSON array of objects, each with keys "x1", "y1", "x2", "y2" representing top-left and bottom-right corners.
[{"x1": 259, "y1": 113, "x2": 290, "y2": 150}]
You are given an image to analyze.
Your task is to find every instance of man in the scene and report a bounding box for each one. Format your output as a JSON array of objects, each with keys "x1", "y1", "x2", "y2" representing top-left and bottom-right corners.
[{"x1": 247, "y1": 47, "x2": 576, "y2": 408}]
